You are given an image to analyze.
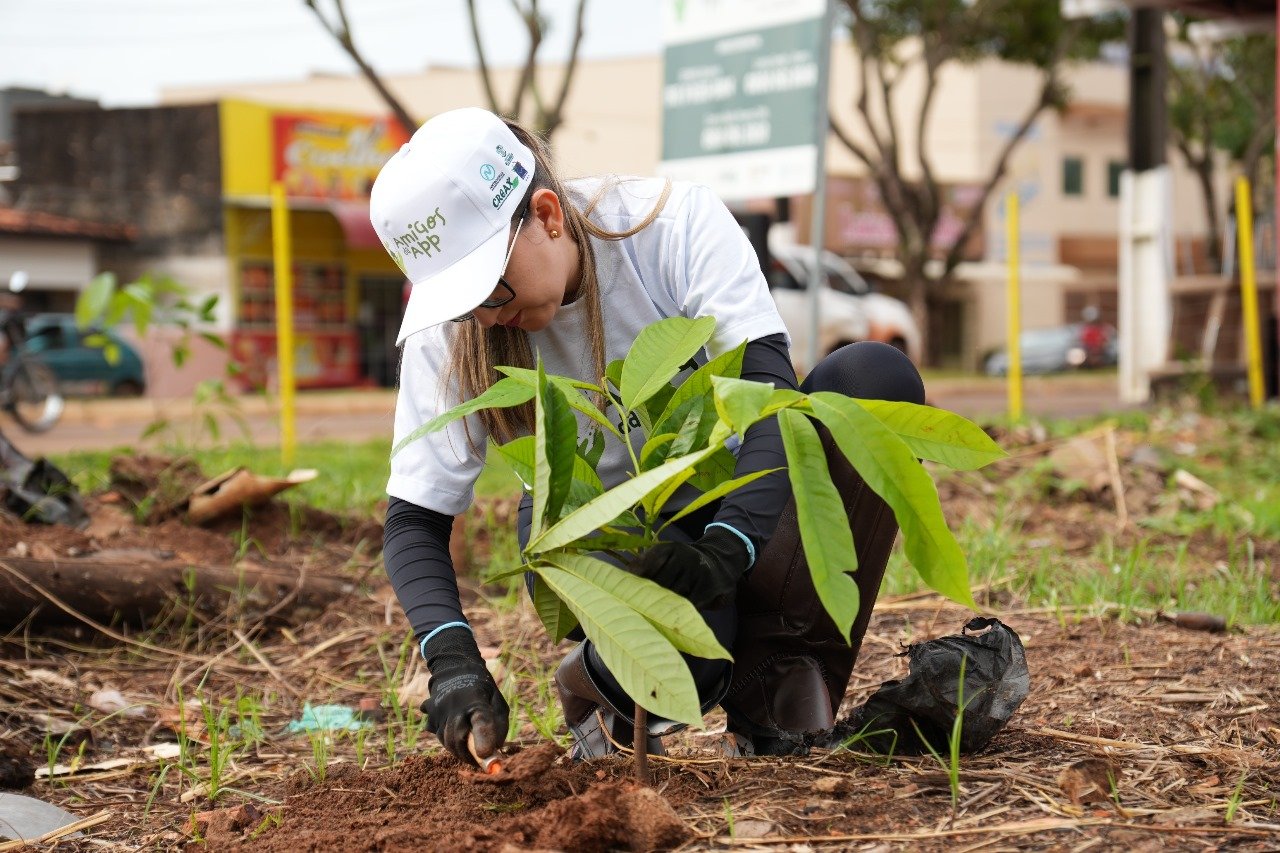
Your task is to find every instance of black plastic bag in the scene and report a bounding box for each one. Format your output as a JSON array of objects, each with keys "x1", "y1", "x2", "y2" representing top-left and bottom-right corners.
[
  {"x1": 817, "y1": 616, "x2": 1029, "y2": 755},
  {"x1": 0, "y1": 430, "x2": 88, "y2": 528}
]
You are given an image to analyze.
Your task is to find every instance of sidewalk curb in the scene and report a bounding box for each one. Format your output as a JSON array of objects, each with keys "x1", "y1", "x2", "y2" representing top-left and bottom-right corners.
[{"x1": 55, "y1": 389, "x2": 399, "y2": 428}]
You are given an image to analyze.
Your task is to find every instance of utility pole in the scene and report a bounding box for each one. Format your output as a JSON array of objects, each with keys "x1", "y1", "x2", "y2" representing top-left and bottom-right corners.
[{"x1": 1117, "y1": 7, "x2": 1172, "y2": 404}]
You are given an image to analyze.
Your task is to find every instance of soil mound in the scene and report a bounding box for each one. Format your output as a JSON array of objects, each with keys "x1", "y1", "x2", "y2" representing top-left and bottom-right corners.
[{"x1": 219, "y1": 744, "x2": 689, "y2": 853}]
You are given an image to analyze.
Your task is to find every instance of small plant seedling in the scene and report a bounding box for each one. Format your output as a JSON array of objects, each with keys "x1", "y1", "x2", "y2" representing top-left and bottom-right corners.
[
  {"x1": 200, "y1": 699, "x2": 239, "y2": 801},
  {"x1": 1225, "y1": 770, "x2": 1248, "y2": 823},
  {"x1": 401, "y1": 316, "x2": 1005, "y2": 779},
  {"x1": 912, "y1": 653, "x2": 972, "y2": 817},
  {"x1": 249, "y1": 812, "x2": 284, "y2": 840},
  {"x1": 306, "y1": 730, "x2": 331, "y2": 783}
]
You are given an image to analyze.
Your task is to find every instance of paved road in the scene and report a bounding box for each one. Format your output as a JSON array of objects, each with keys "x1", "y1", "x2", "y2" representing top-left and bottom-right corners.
[{"x1": 6, "y1": 374, "x2": 1129, "y2": 457}]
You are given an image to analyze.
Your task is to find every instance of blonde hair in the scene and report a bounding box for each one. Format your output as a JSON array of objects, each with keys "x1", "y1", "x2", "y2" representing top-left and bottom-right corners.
[{"x1": 445, "y1": 120, "x2": 671, "y2": 444}]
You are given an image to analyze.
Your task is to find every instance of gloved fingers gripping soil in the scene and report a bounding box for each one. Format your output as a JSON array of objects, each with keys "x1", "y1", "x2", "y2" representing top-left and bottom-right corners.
[
  {"x1": 424, "y1": 689, "x2": 510, "y2": 768},
  {"x1": 419, "y1": 627, "x2": 511, "y2": 769}
]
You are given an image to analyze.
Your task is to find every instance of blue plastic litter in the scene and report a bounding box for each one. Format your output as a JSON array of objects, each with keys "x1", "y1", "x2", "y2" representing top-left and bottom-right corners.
[{"x1": 286, "y1": 703, "x2": 370, "y2": 733}]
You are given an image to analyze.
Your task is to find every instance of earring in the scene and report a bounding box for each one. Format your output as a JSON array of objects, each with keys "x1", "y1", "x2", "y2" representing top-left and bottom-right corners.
[{"x1": 549, "y1": 229, "x2": 560, "y2": 238}]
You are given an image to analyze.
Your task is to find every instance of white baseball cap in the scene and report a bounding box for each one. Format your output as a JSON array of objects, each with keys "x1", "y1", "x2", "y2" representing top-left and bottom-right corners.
[{"x1": 369, "y1": 108, "x2": 536, "y2": 343}]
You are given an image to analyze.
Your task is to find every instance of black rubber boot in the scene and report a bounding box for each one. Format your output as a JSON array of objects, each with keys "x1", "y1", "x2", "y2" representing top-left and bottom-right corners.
[{"x1": 554, "y1": 642, "x2": 676, "y2": 760}]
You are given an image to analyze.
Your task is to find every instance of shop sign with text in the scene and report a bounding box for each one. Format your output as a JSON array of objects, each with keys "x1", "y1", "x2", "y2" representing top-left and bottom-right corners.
[{"x1": 273, "y1": 114, "x2": 408, "y2": 200}]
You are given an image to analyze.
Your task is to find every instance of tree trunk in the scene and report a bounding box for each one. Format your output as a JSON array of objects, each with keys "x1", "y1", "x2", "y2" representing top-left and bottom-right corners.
[
  {"x1": 0, "y1": 551, "x2": 354, "y2": 631},
  {"x1": 903, "y1": 256, "x2": 930, "y2": 364},
  {"x1": 1192, "y1": 157, "x2": 1223, "y2": 272}
]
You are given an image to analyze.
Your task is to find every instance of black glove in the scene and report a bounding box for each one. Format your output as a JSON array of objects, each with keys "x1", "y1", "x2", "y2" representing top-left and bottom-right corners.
[
  {"x1": 628, "y1": 526, "x2": 750, "y2": 609},
  {"x1": 419, "y1": 626, "x2": 509, "y2": 767}
]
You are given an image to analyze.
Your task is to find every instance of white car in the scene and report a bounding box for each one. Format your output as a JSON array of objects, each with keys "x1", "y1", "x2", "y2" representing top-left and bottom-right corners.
[{"x1": 767, "y1": 244, "x2": 923, "y2": 371}]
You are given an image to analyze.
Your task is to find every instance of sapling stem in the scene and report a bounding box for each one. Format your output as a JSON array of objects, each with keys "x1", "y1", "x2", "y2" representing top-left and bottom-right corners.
[{"x1": 633, "y1": 703, "x2": 649, "y2": 785}]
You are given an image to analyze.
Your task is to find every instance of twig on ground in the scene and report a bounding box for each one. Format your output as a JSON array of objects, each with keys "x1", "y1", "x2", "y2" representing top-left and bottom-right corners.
[
  {"x1": 231, "y1": 628, "x2": 303, "y2": 698},
  {"x1": 1103, "y1": 425, "x2": 1129, "y2": 530},
  {"x1": 0, "y1": 810, "x2": 114, "y2": 851}
]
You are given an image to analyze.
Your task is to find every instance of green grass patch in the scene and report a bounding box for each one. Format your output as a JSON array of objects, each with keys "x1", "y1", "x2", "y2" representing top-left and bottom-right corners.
[
  {"x1": 883, "y1": 405, "x2": 1280, "y2": 625},
  {"x1": 49, "y1": 437, "x2": 522, "y2": 518},
  {"x1": 50, "y1": 405, "x2": 1277, "y2": 626}
]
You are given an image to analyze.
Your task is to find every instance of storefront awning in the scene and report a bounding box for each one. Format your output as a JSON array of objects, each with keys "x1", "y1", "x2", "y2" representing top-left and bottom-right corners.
[{"x1": 328, "y1": 201, "x2": 382, "y2": 250}]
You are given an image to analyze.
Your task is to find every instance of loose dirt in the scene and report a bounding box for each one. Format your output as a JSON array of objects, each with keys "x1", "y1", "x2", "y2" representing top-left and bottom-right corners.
[{"x1": 204, "y1": 600, "x2": 1280, "y2": 852}]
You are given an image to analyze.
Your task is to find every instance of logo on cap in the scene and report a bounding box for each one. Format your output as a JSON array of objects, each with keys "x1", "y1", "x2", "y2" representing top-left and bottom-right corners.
[
  {"x1": 480, "y1": 163, "x2": 497, "y2": 182},
  {"x1": 513, "y1": 162, "x2": 528, "y2": 179}
]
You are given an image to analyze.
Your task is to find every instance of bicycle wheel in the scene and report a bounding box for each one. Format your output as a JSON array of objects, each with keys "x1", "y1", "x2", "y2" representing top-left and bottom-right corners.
[{"x1": 7, "y1": 356, "x2": 64, "y2": 433}]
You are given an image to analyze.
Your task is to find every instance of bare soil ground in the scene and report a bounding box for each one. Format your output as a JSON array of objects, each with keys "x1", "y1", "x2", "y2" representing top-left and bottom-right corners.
[{"x1": 2, "y1": 436, "x2": 1278, "y2": 851}]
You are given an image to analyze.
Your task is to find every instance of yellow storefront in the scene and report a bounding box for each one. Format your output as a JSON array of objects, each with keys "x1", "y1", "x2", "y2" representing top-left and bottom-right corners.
[{"x1": 219, "y1": 99, "x2": 408, "y2": 389}]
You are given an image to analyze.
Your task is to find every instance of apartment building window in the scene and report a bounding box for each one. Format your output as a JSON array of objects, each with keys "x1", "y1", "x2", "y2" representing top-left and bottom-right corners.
[
  {"x1": 1107, "y1": 160, "x2": 1125, "y2": 198},
  {"x1": 1062, "y1": 157, "x2": 1084, "y2": 197}
]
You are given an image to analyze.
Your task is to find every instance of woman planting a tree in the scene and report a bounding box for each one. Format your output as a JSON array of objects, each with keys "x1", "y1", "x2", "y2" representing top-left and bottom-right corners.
[{"x1": 373, "y1": 107, "x2": 926, "y2": 767}]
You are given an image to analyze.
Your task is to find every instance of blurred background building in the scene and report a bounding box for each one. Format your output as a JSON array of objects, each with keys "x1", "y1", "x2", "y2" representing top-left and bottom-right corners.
[{"x1": 0, "y1": 4, "x2": 1273, "y2": 394}]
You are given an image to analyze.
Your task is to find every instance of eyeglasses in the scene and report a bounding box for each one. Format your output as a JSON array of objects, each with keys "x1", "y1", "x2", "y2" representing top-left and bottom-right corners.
[{"x1": 451, "y1": 214, "x2": 524, "y2": 323}]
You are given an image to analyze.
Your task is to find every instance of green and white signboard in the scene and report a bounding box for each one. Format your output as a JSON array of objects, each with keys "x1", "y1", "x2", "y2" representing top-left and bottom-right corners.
[{"x1": 659, "y1": 0, "x2": 827, "y2": 202}]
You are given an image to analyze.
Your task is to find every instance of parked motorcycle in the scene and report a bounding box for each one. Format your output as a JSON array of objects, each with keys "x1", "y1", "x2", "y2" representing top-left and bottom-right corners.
[{"x1": 0, "y1": 271, "x2": 64, "y2": 433}]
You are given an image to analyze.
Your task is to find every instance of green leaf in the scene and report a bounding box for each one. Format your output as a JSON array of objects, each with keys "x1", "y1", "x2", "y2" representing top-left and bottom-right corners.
[
  {"x1": 497, "y1": 366, "x2": 616, "y2": 438},
  {"x1": 807, "y1": 393, "x2": 976, "y2": 609},
  {"x1": 604, "y1": 358, "x2": 624, "y2": 394},
  {"x1": 532, "y1": 575, "x2": 579, "y2": 643},
  {"x1": 640, "y1": 433, "x2": 677, "y2": 469},
  {"x1": 777, "y1": 409, "x2": 861, "y2": 642},
  {"x1": 141, "y1": 418, "x2": 169, "y2": 439},
  {"x1": 496, "y1": 436, "x2": 604, "y2": 514},
  {"x1": 122, "y1": 282, "x2": 154, "y2": 336},
  {"x1": 533, "y1": 363, "x2": 578, "y2": 531},
  {"x1": 570, "y1": 531, "x2": 656, "y2": 554},
  {"x1": 656, "y1": 342, "x2": 745, "y2": 432},
  {"x1": 76, "y1": 273, "x2": 116, "y2": 329},
  {"x1": 580, "y1": 427, "x2": 606, "y2": 468},
  {"x1": 152, "y1": 274, "x2": 188, "y2": 297},
  {"x1": 619, "y1": 316, "x2": 716, "y2": 410},
  {"x1": 533, "y1": 559, "x2": 705, "y2": 725},
  {"x1": 665, "y1": 395, "x2": 714, "y2": 459},
  {"x1": 687, "y1": 445, "x2": 738, "y2": 493},
  {"x1": 104, "y1": 342, "x2": 121, "y2": 366},
  {"x1": 103, "y1": 295, "x2": 129, "y2": 329},
  {"x1": 856, "y1": 400, "x2": 1007, "y2": 470},
  {"x1": 642, "y1": 466, "x2": 695, "y2": 518},
  {"x1": 495, "y1": 365, "x2": 601, "y2": 395},
  {"x1": 762, "y1": 388, "x2": 809, "y2": 416},
  {"x1": 661, "y1": 468, "x2": 780, "y2": 528},
  {"x1": 391, "y1": 377, "x2": 534, "y2": 458},
  {"x1": 528, "y1": 445, "x2": 719, "y2": 554},
  {"x1": 199, "y1": 331, "x2": 227, "y2": 351},
  {"x1": 546, "y1": 553, "x2": 731, "y2": 661},
  {"x1": 712, "y1": 375, "x2": 774, "y2": 437},
  {"x1": 198, "y1": 294, "x2": 220, "y2": 322},
  {"x1": 638, "y1": 382, "x2": 677, "y2": 435}
]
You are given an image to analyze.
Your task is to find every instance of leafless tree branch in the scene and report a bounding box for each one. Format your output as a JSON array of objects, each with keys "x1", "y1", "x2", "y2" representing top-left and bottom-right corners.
[
  {"x1": 303, "y1": 0, "x2": 416, "y2": 133},
  {"x1": 466, "y1": 0, "x2": 502, "y2": 113},
  {"x1": 941, "y1": 74, "x2": 1053, "y2": 277},
  {"x1": 540, "y1": 0, "x2": 588, "y2": 137}
]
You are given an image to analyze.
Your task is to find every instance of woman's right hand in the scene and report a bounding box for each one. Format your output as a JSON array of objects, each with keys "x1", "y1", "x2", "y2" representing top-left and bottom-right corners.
[{"x1": 419, "y1": 627, "x2": 509, "y2": 766}]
